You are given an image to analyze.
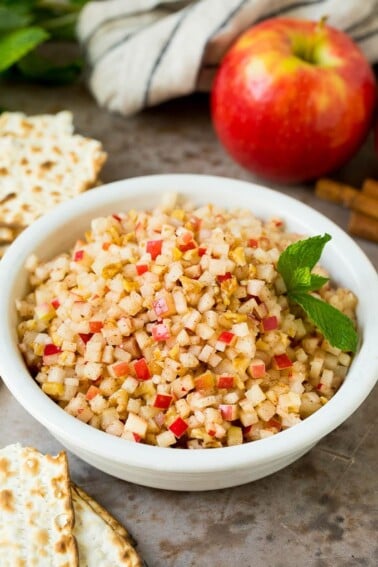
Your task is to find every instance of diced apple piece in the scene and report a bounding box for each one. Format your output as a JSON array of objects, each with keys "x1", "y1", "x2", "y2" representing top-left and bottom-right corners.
[
  {"x1": 89, "y1": 321, "x2": 104, "y2": 333},
  {"x1": 256, "y1": 400, "x2": 276, "y2": 421},
  {"x1": 169, "y1": 417, "x2": 188, "y2": 438},
  {"x1": 153, "y1": 394, "x2": 173, "y2": 409},
  {"x1": 43, "y1": 343, "x2": 62, "y2": 356},
  {"x1": 125, "y1": 412, "x2": 148, "y2": 438},
  {"x1": 79, "y1": 333, "x2": 93, "y2": 344},
  {"x1": 247, "y1": 278, "x2": 264, "y2": 295},
  {"x1": 246, "y1": 383, "x2": 266, "y2": 406},
  {"x1": 156, "y1": 430, "x2": 177, "y2": 447},
  {"x1": 152, "y1": 323, "x2": 171, "y2": 341},
  {"x1": 133, "y1": 358, "x2": 151, "y2": 380},
  {"x1": 220, "y1": 404, "x2": 238, "y2": 421},
  {"x1": 217, "y1": 272, "x2": 232, "y2": 283},
  {"x1": 262, "y1": 316, "x2": 278, "y2": 331},
  {"x1": 35, "y1": 303, "x2": 55, "y2": 321},
  {"x1": 136, "y1": 264, "x2": 149, "y2": 275},
  {"x1": 248, "y1": 358, "x2": 266, "y2": 378},
  {"x1": 85, "y1": 385, "x2": 100, "y2": 400},
  {"x1": 171, "y1": 375, "x2": 195, "y2": 399},
  {"x1": 217, "y1": 376, "x2": 234, "y2": 389},
  {"x1": 109, "y1": 361, "x2": 130, "y2": 378},
  {"x1": 274, "y1": 353, "x2": 293, "y2": 369},
  {"x1": 146, "y1": 239, "x2": 163, "y2": 260},
  {"x1": 227, "y1": 425, "x2": 243, "y2": 446},
  {"x1": 218, "y1": 331, "x2": 235, "y2": 344},
  {"x1": 42, "y1": 382, "x2": 64, "y2": 398},
  {"x1": 153, "y1": 291, "x2": 176, "y2": 318},
  {"x1": 194, "y1": 372, "x2": 215, "y2": 392}
]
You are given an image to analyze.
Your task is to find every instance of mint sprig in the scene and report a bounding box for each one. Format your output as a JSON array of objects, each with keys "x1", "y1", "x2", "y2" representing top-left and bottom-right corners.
[
  {"x1": 0, "y1": 1, "x2": 88, "y2": 84},
  {"x1": 277, "y1": 234, "x2": 358, "y2": 353},
  {"x1": 0, "y1": 26, "x2": 48, "y2": 73}
]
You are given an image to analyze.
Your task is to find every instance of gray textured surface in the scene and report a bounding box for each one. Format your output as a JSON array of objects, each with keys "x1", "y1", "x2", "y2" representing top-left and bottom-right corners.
[{"x1": 0, "y1": 82, "x2": 377, "y2": 567}]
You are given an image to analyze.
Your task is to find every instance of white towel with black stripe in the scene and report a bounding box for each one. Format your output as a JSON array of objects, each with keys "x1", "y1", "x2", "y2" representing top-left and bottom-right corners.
[{"x1": 77, "y1": 0, "x2": 378, "y2": 116}]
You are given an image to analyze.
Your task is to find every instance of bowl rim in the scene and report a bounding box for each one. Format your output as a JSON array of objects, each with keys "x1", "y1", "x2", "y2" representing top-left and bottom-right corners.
[{"x1": 0, "y1": 173, "x2": 377, "y2": 474}]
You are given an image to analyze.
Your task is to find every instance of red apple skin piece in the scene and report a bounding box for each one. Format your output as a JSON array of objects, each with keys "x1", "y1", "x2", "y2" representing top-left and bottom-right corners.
[{"x1": 211, "y1": 18, "x2": 376, "y2": 183}]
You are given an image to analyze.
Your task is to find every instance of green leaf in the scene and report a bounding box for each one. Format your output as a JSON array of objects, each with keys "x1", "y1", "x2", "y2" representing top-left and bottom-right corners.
[
  {"x1": 0, "y1": 6, "x2": 33, "y2": 31},
  {"x1": 277, "y1": 233, "x2": 358, "y2": 353},
  {"x1": 0, "y1": 0, "x2": 35, "y2": 7},
  {"x1": 290, "y1": 270, "x2": 329, "y2": 294},
  {"x1": 0, "y1": 27, "x2": 49, "y2": 73},
  {"x1": 17, "y1": 51, "x2": 82, "y2": 84},
  {"x1": 30, "y1": 0, "x2": 88, "y2": 27},
  {"x1": 289, "y1": 292, "x2": 358, "y2": 352},
  {"x1": 289, "y1": 266, "x2": 312, "y2": 291},
  {"x1": 308, "y1": 273, "x2": 329, "y2": 292},
  {"x1": 278, "y1": 233, "x2": 331, "y2": 290},
  {"x1": 36, "y1": 12, "x2": 78, "y2": 40}
]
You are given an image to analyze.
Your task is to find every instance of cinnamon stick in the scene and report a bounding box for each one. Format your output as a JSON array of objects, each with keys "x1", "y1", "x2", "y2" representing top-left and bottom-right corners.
[
  {"x1": 347, "y1": 179, "x2": 378, "y2": 242},
  {"x1": 315, "y1": 179, "x2": 356, "y2": 204},
  {"x1": 315, "y1": 178, "x2": 378, "y2": 221},
  {"x1": 348, "y1": 211, "x2": 378, "y2": 242},
  {"x1": 361, "y1": 178, "x2": 378, "y2": 200}
]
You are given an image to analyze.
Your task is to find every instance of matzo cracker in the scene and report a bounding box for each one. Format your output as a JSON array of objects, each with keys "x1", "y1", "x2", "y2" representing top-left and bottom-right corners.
[
  {"x1": 71, "y1": 484, "x2": 142, "y2": 567},
  {"x1": 0, "y1": 111, "x2": 106, "y2": 227},
  {"x1": 0, "y1": 444, "x2": 78, "y2": 566}
]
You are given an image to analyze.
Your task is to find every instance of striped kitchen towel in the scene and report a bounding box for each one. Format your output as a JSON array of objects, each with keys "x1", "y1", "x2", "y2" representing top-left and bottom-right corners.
[{"x1": 77, "y1": 0, "x2": 378, "y2": 116}]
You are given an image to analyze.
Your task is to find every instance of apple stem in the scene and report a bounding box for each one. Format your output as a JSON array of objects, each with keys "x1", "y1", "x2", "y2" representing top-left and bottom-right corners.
[
  {"x1": 293, "y1": 17, "x2": 329, "y2": 65},
  {"x1": 316, "y1": 15, "x2": 328, "y2": 34}
]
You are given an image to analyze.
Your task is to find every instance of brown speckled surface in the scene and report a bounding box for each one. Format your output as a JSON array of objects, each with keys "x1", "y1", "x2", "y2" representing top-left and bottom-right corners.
[{"x1": 0, "y1": 82, "x2": 377, "y2": 567}]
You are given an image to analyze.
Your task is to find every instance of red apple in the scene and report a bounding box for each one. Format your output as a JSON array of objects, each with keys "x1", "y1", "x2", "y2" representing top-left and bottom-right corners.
[{"x1": 211, "y1": 18, "x2": 376, "y2": 183}]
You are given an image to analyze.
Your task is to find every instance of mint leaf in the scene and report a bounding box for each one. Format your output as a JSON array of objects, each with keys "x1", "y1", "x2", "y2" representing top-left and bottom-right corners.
[
  {"x1": 0, "y1": 1, "x2": 88, "y2": 81},
  {"x1": 289, "y1": 266, "x2": 312, "y2": 291},
  {"x1": 290, "y1": 292, "x2": 358, "y2": 352},
  {"x1": 0, "y1": 27, "x2": 49, "y2": 73},
  {"x1": 278, "y1": 233, "x2": 331, "y2": 290},
  {"x1": 0, "y1": 6, "x2": 33, "y2": 31},
  {"x1": 277, "y1": 233, "x2": 358, "y2": 353},
  {"x1": 308, "y1": 273, "x2": 329, "y2": 291},
  {"x1": 286, "y1": 268, "x2": 329, "y2": 294}
]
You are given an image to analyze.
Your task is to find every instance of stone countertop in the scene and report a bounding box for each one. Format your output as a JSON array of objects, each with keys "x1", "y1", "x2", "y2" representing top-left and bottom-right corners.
[{"x1": 0, "y1": 82, "x2": 377, "y2": 567}]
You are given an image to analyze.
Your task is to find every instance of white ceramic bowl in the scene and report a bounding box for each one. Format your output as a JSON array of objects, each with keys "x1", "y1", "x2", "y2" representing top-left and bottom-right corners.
[{"x1": 0, "y1": 174, "x2": 377, "y2": 491}]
